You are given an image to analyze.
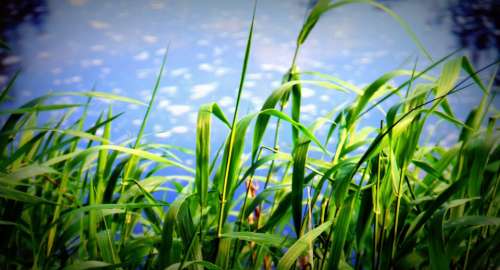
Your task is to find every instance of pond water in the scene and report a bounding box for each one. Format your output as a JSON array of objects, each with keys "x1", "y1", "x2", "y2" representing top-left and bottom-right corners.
[{"x1": 1, "y1": 0, "x2": 498, "y2": 156}]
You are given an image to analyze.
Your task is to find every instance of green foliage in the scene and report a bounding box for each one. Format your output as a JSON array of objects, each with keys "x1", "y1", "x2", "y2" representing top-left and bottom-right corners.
[{"x1": 0, "y1": 0, "x2": 498, "y2": 269}]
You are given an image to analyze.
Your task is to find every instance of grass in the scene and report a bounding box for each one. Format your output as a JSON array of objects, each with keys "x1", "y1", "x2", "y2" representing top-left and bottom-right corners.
[{"x1": 0, "y1": 0, "x2": 499, "y2": 269}]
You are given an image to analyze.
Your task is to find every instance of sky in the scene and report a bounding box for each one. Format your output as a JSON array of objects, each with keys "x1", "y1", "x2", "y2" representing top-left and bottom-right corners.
[{"x1": 0, "y1": 0, "x2": 494, "y2": 156}]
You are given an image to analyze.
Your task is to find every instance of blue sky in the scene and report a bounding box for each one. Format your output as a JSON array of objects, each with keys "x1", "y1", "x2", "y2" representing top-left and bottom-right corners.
[{"x1": 0, "y1": 0, "x2": 490, "y2": 155}]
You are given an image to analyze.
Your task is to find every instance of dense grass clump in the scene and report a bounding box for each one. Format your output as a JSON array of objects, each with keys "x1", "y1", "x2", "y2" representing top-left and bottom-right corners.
[{"x1": 0, "y1": 0, "x2": 499, "y2": 269}]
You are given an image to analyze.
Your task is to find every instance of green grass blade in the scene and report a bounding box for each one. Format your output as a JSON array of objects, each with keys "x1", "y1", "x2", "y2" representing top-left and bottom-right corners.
[
  {"x1": 427, "y1": 211, "x2": 449, "y2": 270},
  {"x1": 325, "y1": 195, "x2": 356, "y2": 270},
  {"x1": 277, "y1": 221, "x2": 332, "y2": 270},
  {"x1": 53, "y1": 91, "x2": 146, "y2": 106},
  {"x1": 157, "y1": 194, "x2": 190, "y2": 269},
  {"x1": 0, "y1": 70, "x2": 20, "y2": 103},
  {"x1": 221, "y1": 231, "x2": 291, "y2": 247},
  {"x1": 0, "y1": 185, "x2": 55, "y2": 204},
  {"x1": 292, "y1": 140, "x2": 310, "y2": 237},
  {"x1": 0, "y1": 104, "x2": 83, "y2": 115},
  {"x1": 290, "y1": 67, "x2": 302, "y2": 148},
  {"x1": 62, "y1": 260, "x2": 111, "y2": 270},
  {"x1": 165, "y1": 260, "x2": 222, "y2": 270},
  {"x1": 196, "y1": 103, "x2": 230, "y2": 212},
  {"x1": 42, "y1": 144, "x2": 194, "y2": 174}
]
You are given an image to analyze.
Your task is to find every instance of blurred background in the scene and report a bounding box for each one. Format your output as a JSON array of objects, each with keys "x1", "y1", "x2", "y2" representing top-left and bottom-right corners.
[{"x1": 0, "y1": 0, "x2": 498, "y2": 158}]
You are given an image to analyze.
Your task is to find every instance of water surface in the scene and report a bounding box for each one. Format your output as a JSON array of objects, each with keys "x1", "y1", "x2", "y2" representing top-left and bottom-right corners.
[{"x1": 1, "y1": 0, "x2": 498, "y2": 156}]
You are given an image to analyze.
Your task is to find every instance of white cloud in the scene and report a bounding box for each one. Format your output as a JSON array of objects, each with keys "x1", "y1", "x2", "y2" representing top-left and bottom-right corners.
[
  {"x1": 215, "y1": 67, "x2": 230, "y2": 76},
  {"x1": 320, "y1": 95, "x2": 330, "y2": 102},
  {"x1": 158, "y1": 99, "x2": 170, "y2": 110},
  {"x1": 197, "y1": 39, "x2": 210, "y2": 46},
  {"x1": 213, "y1": 58, "x2": 222, "y2": 65},
  {"x1": 132, "y1": 119, "x2": 142, "y2": 126},
  {"x1": 95, "y1": 128, "x2": 104, "y2": 137},
  {"x1": 241, "y1": 92, "x2": 252, "y2": 100},
  {"x1": 155, "y1": 131, "x2": 171, "y2": 138},
  {"x1": 171, "y1": 68, "x2": 188, "y2": 77},
  {"x1": 37, "y1": 51, "x2": 50, "y2": 59},
  {"x1": 111, "y1": 88, "x2": 123, "y2": 94},
  {"x1": 2, "y1": 55, "x2": 21, "y2": 65},
  {"x1": 63, "y1": 76, "x2": 82, "y2": 84},
  {"x1": 250, "y1": 96, "x2": 264, "y2": 108},
  {"x1": 134, "y1": 51, "x2": 150, "y2": 61},
  {"x1": 260, "y1": 64, "x2": 288, "y2": 73},
  {"x1": 199, "y1": 62, "x2": 230, "y2": 76},
  {"x1": 201, "y1": 17, "x2": 246, "y2": 33},
  {"x1": 190, "y1": 83, "x2": 217, "y2": 99},
  {"x1": 198, "y1": 63, "x2": 214, "y2": 72},
  {"x1": 213, "y1": 46, "x2": 225, "y2": 56},
  {"x1": 69, "y1": 0, "x2": 87, "y2": 6},
  {"x1": 136, "y1": 68, "x2": 153, "y2": 79},
  {"x1": 153, "y1": 125, "x2": 163, "y2": 132},
  {"x1": 245, "y1": 80, "x2": 256, "y2": 88},
  {"x1": 301, "y1": 104, "x2": 317, "y2": 115},
  {"x1": 247, "y1": 73, "x2": 263, "y2": 80},
  {"x1": 90, "y1": 44, "x2": 105, "y2": 51},
  {"x1": 107, "y1": 33, "x2": 124, "y2": 42},
  {"x1": 357, "y1": 57, "x2": 372, "y2": 65},
  {"x1": 160, "y1": 86, "x2": 177, "y2": 95},
  {"x1": 89, "y1": 20, "x2": 110, "y2": 30},
  {"x1": 171, "y1": 126, "x2": 188, "y2": 134},
  {"x1": 167, "y1": 105, "x2": 191, "y2": 116},
  {"x1": 188, "y1": 112, "x2": 197, "y2": 124},
  {"x1": 100, "y1": 67, "x2": 111, "y2": 75},
  {"x1": 143, "y1": 35, "x2": 158, "y2": 44},
  {"x1": 155, "y1": 48, "x2": 167, "y2": 56},
  {"x1": 81, "y1": 58, "x2": 103, "y2": 68},
  {"x1": 51, "y1": 67, "x2": 62, "y2": 74},
  {"x1": 302, "y1": 88, "x2": 315, "y2": 98},
  {"x1": 219, "y1": 96, "x2": 234, "y2": 107},
  {"x1": 140, "y1": 89, "x2": 151, "y2": 96},
  {"x1": 21, "y1": 90, "x2": 32, "y2": 97},
  {"x1": 128, "y1": 104, "x2": 139, "y2": 110},
  {"x1": 150, "y1": 1, "x2": 165, "y2": 10}
]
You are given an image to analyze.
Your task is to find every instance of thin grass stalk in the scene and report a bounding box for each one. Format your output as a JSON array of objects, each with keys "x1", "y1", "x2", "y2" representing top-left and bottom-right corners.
[
  {"x1": 373, "y1": 121, "x2": 383, "y2": 269},
  {"x1": 216, "y1": 0, "x2": 256, "y2": 237},
  {"x1": 390, "y1": 61, "x2": 417, "y2": 263}
]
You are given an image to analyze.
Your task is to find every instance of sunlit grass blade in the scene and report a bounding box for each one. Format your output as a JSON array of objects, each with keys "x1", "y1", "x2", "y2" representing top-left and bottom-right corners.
[
  {"x1": 0, "y1": 104, "x2": 83, "y2": 115},
  {"x1": 277, "y1": 221, "x2": 332, "y2": 270},
  {"x1": 53, "y1": 91, "x2": 147, "y2": 106},
  {"x1": 196, "y1": 103, "x2": 230, "y2": 215}
]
